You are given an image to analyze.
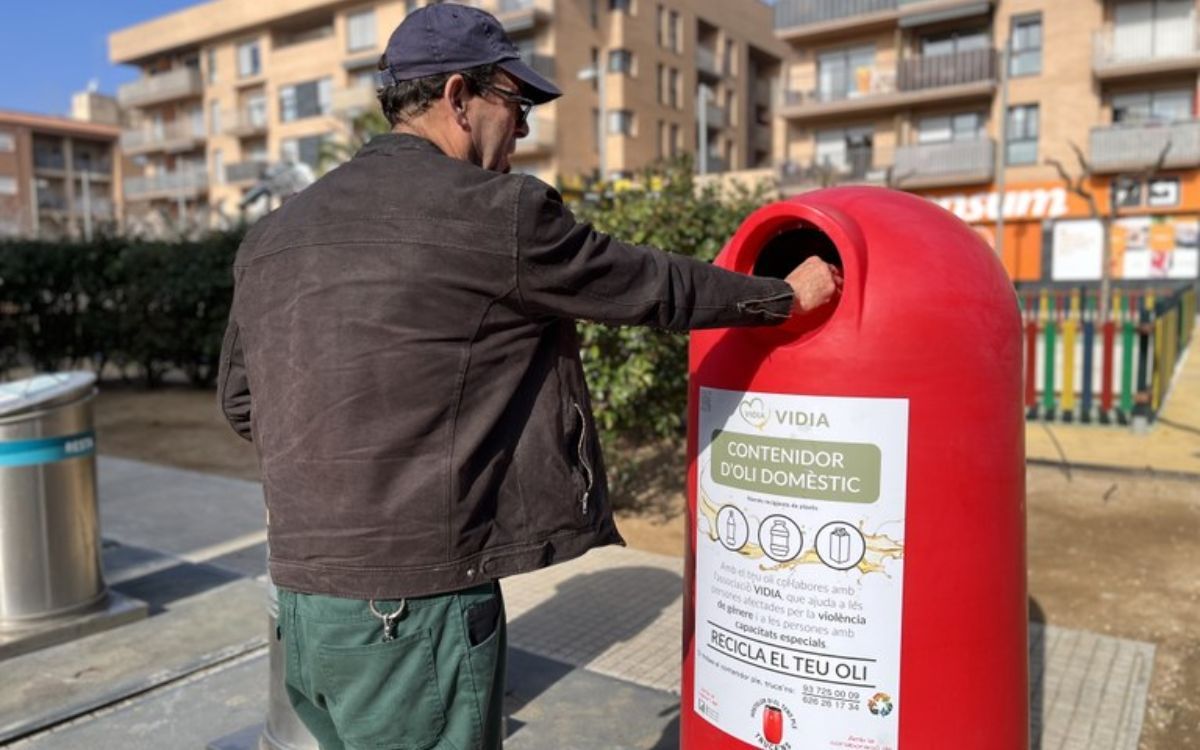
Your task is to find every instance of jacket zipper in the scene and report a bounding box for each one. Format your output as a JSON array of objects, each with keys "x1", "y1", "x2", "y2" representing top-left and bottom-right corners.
[{"x1": 572, "y1": 402, "x2": 594, "y2": 515}]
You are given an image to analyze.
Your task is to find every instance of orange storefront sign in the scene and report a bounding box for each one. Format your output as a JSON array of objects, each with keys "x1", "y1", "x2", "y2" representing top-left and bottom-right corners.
[{"x1": 914, "y1": 173, "x2": 1200, "y2": 281}]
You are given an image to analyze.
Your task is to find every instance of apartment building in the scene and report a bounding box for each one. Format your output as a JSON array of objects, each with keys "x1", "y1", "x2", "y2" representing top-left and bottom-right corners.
[
  {"x1": 108, "y1": 0, "x2": 787, "y2": 220},
  {"x1": 774, "y1": 0, "x2": 1200, "y2": 283},
  {"x1": 0, "y1": 111, "x2": 121, "y2": 240}
]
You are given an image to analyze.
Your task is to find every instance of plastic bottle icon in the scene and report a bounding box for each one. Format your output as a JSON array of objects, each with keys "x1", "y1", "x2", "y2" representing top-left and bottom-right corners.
[
  {"x1": 830, "y1": 527, "x2": 851, "y2": 565},
  {"x1": 724, "y1": 512, "x2": 738, "y2": 548},
  {"x1": 769, "y1": 519, "x2": 790, "y2": 558}
]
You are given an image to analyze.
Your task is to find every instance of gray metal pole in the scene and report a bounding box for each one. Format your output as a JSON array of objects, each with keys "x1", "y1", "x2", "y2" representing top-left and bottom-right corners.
[
  {"x1": 698, "y1": 85, "x2": 709, "y2": 175},
  {"x1": 994, "y1": 39, "x2": 1010, "y2": 263},
  {"x1": 81, "y1": 171, "x2": 93, "y2": 243},
  {"x1": 598, "y1": 64, "x2": 607, "y2": 183}
]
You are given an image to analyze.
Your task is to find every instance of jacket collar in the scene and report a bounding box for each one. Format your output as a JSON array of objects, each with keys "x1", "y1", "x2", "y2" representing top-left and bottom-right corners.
[{"x1": 357, "y1": 132, "x2": 446, "y2": 159}]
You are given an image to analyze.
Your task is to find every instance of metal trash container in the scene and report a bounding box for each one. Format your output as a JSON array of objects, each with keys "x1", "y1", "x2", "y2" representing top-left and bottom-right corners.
[{"x1": 0, "y1": 372, "x2": 106, "y2": 630}]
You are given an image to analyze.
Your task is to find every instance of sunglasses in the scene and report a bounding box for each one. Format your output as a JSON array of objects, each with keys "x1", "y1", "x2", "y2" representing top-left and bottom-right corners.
[{"x1": 480, "y1": 83, "x2": 535, "y2": 126}]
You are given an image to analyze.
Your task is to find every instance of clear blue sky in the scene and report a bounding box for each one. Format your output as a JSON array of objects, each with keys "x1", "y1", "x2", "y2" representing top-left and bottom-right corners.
[{"x1": 0, "y1": 1, "x2": 202, "y2": 117}]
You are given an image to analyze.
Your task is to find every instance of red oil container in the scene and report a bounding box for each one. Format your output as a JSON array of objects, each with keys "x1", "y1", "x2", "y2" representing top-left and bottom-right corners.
[{"x1": 683, "y1": 187, "x2": 1026, "y2": 750}]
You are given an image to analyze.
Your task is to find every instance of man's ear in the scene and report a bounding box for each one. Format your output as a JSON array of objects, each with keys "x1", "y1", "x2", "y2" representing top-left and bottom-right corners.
[{"x1": 444, "y1": 74, "x2": 470, "y2": 129}]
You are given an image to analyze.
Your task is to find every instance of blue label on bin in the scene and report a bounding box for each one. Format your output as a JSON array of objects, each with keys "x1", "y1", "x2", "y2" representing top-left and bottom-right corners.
[{"x1": 0, "y1": 430, "x2": 96, "y2": 467}]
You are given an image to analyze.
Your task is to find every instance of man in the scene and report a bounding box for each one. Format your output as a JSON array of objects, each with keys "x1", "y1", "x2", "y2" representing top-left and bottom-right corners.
[{"x1": 218, "y1": 4, "x2": 840, "y2": 749}]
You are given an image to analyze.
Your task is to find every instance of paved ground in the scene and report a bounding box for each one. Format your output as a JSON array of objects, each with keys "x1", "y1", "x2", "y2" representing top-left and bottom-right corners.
[{"x1": 0, "y1": 457, "x2": 1161, "y2": 750}]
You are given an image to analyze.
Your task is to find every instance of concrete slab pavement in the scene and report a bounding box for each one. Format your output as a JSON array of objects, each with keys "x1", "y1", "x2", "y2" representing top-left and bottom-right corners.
[{"x1": 0, "y1": 457, "x2": 1161, "y2": 749}]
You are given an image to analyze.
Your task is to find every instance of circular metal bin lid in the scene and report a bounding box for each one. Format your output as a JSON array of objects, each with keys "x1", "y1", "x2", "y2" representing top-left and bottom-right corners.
[{"x1": 0, "y1": 372, "x2": 98, "y2": 419}]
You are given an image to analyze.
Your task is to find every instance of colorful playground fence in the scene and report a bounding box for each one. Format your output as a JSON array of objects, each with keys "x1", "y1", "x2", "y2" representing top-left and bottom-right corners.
[{"x1": 1018, "y1": 283, "x2": 1197, "y2": 424}]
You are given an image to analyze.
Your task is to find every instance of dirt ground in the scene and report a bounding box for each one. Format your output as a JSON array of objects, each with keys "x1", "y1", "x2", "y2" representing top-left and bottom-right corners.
[{"x1": 92, "y1": 384, "x2": 1200, "y2": 749}]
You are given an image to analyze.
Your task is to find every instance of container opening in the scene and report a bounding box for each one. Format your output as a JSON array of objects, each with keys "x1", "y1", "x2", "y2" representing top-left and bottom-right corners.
[{"x1": 751, "y1": 227, "x2": 842, "y2": 280}]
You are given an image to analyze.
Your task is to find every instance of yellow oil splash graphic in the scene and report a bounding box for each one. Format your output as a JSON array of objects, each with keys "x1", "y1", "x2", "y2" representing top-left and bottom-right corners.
[{"x1": 698, "y1": 485, "x2": 904, "y2": 577}]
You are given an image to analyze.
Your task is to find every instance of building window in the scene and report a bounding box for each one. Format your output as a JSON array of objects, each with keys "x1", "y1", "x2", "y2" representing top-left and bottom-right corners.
[
  {"x1": 657, "y1": 120, "x2": 665, "y2": 159},
  {"x1": 815, "y1": 126, "x2": 873, "y2": 176},
  {"x1": 917, "y1": 112, "x2": 983, "y2": 143},
  {"x1": 405, "y1": 0, "x2": 417, "y2": 13},
  {"x1": 1006, "y1": 104, "x2": 1039, "y2": 165},
  {"x1": 210, "y1": 101, "x2": 222, "y2": 135},
  {"x1": 1112, "y1": 89, "x2": 1193, "y2": 124},
  {"x1": 817, "y1": 44, "x2": 875, "y2": 101},
  {"x1": 657, "y1": 63, "x2": 665, "y2": 104},
  {"x1": 657, "y1": 5, "x2": 666, "y2": 48},
  {"x1": 213, "y1": 148, "x2": 225, "y2": 185},
  {"x1": 237, "y1": 40, "x2": 261, "y2": 78},
  {"x1": 1009, "y1": 14, "x2": 1041, "y2": 76},
  {"x1": 724, "y1": 38, "x2": 735, "y2": 75},
  {"x1": 347, "y1": 9, "x2": 376, "y2": 52},
  {"x1": 0, "y1": 133, "x2": 13, "y2": 152},
  {"x1": 724, "y1": 89, "x2": 735, "y2": 126},
  {"x1": 590, "y1": 0, "x2": 599, "y2": 27},
  {"x1": 609, "y1": 49, "x2": 634, "y2": 74},
  {"x1": 669, "y1": 10, "x2": 681, "y2": 52},
  {"x1": 669, "y1": 67, "x2": 680, "y2": 108},
  {"x1": 206, "y1": 48, "x2": 217, "y2": 84},
  {"x1": 0, "y1": 176, "x2": 16, "y2": 196},
  {"x1": 921, "y1": 28, "x2": 988, "y2": 57},
  {"x1": 590, "y1": 48, "x2": 599, "y2": 91},
  {"x1": 281, "y1": 134, "x2": 327, "y2": 168},
  {"x1": 608, "y1": 110, "x2": 634, "y2": 136},
  {"x1": 279, "y1": 78, "x2": 333, "y2": 122},
  {"x1": 610, "y1": 0, "x2": 632, "y2": 12},
  {"x1": 669, "y1": 123, "x2": 680, "y2": 157},
  {"x1": 245, "y1": 92, "x2": 268, "y2": 127},
  {"x1": 352, "y1": 68, "x2": 378, "y2": 90}
]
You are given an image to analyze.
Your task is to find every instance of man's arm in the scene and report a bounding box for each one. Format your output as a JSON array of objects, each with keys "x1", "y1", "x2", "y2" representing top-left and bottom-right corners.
[
  {"x1": 217, "y1": 315, "x2": 253, "y2": 441},
  {"x1": 513, "y1": 178, "x2": 837, "y2": 329}
]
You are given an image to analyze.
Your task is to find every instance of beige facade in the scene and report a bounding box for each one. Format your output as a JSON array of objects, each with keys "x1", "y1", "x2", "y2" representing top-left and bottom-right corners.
[
  {"x1": 773, "y1": 0, "x2": 1200, "y2": 280},
  {"x1": 108, "y1": 0, "x2": 787, "y2": 218},
  {"x1": 0, "y1": 111, "x2": 122, "y2": 240}
]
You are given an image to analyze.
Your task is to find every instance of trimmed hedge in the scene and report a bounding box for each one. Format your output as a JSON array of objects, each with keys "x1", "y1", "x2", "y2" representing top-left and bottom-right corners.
[{"x1": 0, "y1": 231, "x2": 243, "y2": 386}]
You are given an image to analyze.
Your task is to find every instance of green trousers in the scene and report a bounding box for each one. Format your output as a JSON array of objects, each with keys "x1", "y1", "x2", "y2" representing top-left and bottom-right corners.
[{"x1": 277, "y1": 581, "x2": 506, "y2": 750}]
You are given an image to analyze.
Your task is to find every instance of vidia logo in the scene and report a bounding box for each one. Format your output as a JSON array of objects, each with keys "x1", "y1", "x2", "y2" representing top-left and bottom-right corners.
[
  {"x1": 738, "y1": 398, "x2": 769, "y2": 430},
  {"x1": 750, "y1": 699, "x2": 796, "y2": 748}
]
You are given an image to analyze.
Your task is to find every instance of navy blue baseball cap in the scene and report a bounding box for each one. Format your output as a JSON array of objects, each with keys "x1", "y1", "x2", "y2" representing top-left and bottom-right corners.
[{"x1": 381, "y1": 3, "x2": 562, "y2": 104}]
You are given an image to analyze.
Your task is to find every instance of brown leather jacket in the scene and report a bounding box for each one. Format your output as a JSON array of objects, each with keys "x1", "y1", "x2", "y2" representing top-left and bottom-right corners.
[{"x1": 218, "y1": 134, "x2": 793, "y2": 599}]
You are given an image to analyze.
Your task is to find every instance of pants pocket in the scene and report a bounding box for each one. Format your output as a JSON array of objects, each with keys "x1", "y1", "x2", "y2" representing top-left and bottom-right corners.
[{"x1": 316, "y1": 629, "x2": 447, "y2": 750}]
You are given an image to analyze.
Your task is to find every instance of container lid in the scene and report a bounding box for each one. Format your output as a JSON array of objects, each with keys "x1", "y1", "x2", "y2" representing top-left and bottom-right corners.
[{"x1": 0, "y1": 372, "x2": 97, "y2": 419}]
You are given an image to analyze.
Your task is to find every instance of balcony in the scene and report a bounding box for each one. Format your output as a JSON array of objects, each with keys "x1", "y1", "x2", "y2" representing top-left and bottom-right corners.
[
  {"x1": 700, "y1": 155, "x2": 728, "y2": 173},
  {"x1": 332, "y1": 86, "x2": 378, "y2": 116},
  {"x1": 774, "y1": 0, "x2": 992, "y2": 42},
  {"x1": 892, "y1": 138, "x2": 994, "y2": 188},
  {"x1": 121, "y1": 120, "x2": 207, "y2": 155},
  {"x1": 224, "y1": 107, "x2": 269, "y2": 137},
  {"x1": 778, "y1": 146, "x2": 889, "y2": 193},
  {"x1": 1093, "y1": 23, "x2": 1200, "y2": 80},
  {"x1": 1089, "y1": 120, "x2": 1200, "y2": 174},
  {"x1": 33, "y1": 152, "x2": 67, "y2": 172},
  {"x1": 699, "y1": 103, "x2": 725, "y2": 130},
  {"x1": 514, "y1": 115, "x2": 555, "y2": 156},
  {"x1": 225, "y1": 160, "x2": 268, "y2": 184},
  {"x1": 124, "y1": 169, "x2": 209, "y2": 201},
  {"x1": 36, "y1": 192, "x2": 69, "y2": 212},
  {"x1": 696, "y1": 46, "x2": 721, "y2": 81},
  {"x1": 494, "y1": 0, "x2": 552, "y2": 35},
  {"x1": 118, "y1": 67, "x2": 204, "y2": 108},
  {"x1": 781, "y1": 48, "x2": 996, "y2": 122}
]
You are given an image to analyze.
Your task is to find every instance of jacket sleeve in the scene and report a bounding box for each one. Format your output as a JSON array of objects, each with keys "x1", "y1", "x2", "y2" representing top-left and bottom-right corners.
[
  {"x1": 513, "y1": 177, "x2": 794, "y2": 330},
  {"x1": 217, "y1": 314, "x2": 253, "y2": 442}
]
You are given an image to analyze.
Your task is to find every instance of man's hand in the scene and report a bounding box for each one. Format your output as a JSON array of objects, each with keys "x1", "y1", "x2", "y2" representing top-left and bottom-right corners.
[{"x1": 785, "y1": 256, "x2": 843, "y2": 316}]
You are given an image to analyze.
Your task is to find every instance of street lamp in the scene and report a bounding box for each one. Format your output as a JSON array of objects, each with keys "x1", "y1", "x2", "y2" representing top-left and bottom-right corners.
[{"x1": 578, "y1": 62, "x2": 607, "y2": 183}]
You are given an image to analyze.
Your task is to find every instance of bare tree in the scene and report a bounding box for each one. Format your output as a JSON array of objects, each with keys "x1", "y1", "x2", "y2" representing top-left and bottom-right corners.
[{"x1": 1045, "y1": 140, "x2": 1170, "y2": 320}]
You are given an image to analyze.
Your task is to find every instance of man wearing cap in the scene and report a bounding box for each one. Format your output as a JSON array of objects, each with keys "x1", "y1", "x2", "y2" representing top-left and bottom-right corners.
[{"x1": 218, "y1": 4, "x2": 840, "y2": 749}]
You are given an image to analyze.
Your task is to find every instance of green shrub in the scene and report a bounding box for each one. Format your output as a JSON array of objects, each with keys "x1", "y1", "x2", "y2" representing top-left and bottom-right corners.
[{"x1": 571, "y1": 160, "x2": 773, "y2": 487}]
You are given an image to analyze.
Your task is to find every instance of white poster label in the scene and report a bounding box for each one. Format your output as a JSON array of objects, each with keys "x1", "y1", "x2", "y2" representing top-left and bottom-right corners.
[
  {"x1": 1051, "y1": 219, "x2": 1103, "y2": 281},
  {"x1": 695, "y1": 388, "x2": 908, "y2": 750}
]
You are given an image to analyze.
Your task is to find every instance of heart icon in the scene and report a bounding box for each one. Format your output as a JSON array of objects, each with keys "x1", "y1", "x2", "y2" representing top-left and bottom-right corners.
[{"x1": 738, "y1": 398, "x2": 768, "y2": 430}]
